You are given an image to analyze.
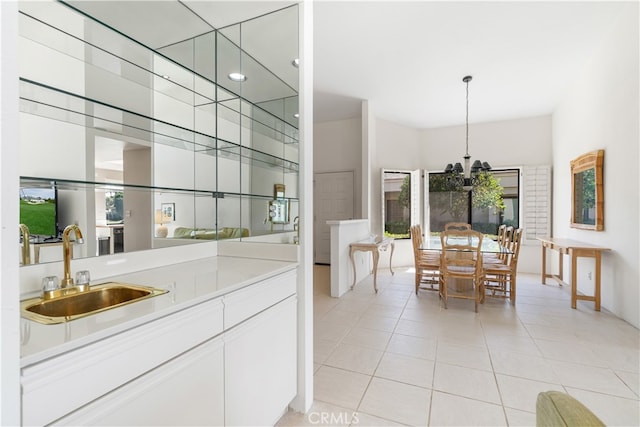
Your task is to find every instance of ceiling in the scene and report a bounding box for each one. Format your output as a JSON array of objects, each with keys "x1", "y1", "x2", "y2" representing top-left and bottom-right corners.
[
  {"x1": 313, "y1": 1, "x2": 635, "y2": 128},
  {"x1": 62, "y1": 1, "x2": 635, "y2": 130},
  {"x1": 66, "y1": 1, "x2": 299, "y2": 102}
]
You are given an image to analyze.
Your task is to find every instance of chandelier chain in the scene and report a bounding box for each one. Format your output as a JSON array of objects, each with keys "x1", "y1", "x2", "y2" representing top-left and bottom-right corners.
[{"x1": 465, "y1": 77, "x2": 469, "y2": 157}]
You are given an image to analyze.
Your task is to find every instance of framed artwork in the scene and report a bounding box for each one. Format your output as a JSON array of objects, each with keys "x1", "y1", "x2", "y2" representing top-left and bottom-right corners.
[{"x1": 161, "y1": 203, "x2": 175, "y2": 222}]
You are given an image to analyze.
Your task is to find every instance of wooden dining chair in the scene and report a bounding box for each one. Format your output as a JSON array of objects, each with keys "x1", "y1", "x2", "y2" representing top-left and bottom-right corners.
[
  {"x1": 484, "y1": 225, "x2": 514, "y2": 264},
  {"x1": 444, "y1": 222, "x2": 471, "y2": 232},
  {"x1": 484, "y1": 227, "x2": 523, "y2": 304},
  {"x1": 410, "y1": 225, "x2": 440, "y2": 294},
  {"x1": 496, "y1": 224, "x2": 507, "y2": 245},
  {"x1": 439, "y1": 228, "x2": 485, "y2": 312}
]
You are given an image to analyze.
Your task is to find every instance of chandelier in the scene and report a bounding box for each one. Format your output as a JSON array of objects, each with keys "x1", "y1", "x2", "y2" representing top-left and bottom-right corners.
[{"x1": 444, "y1": 75, "x2": 491, "y2": 191}]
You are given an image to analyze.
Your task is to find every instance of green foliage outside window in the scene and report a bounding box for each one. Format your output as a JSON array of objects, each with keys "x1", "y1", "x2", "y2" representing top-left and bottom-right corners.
[
  {"x1": 472, "y1": 172, "x2": 506, "y2": 212},
  {"x1": 429, "y1": 171, "x2": 506, "y2": 224},
  {"x1": 581, "y1": 168, "x2": 596, "y2": 210},
  {"x1": 398, "y1": 175, "x2": 411, "y2": 210}
]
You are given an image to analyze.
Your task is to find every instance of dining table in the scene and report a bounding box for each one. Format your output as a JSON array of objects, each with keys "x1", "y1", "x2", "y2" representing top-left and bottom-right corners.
[
  {"x1": 420, "y1": 235, "x2": 511, "y2": 254},
  {"x1": 420, "y1": 235, "x2": 512, "y2": 292}
]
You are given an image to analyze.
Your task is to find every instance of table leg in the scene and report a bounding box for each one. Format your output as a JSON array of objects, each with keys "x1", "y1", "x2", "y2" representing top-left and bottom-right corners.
[
  {"x1": 595, "y1": 251, "x2": 602, "y2": 311},
  {"x1": 541, "y1": 243, "x2": 547, "y2": 284},
  {"x1": 372, "y1": 249, "x2": 379, "y2": 293},
  {"x1": 558, "y1": 250, "x2": 564, "y2": 284},
  {"x1": 349, "y1": 247, "x2": 357, "y2": 290},
  {"x1": 571, "y1": 250, "x2": 578, "y2": 309},
  {"x1": 388, "y1": 242, "x2": 395, "y2": 275}
]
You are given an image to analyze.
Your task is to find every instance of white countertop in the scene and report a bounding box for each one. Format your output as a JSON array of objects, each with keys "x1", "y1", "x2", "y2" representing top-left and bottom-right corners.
[{"x1": 20, "y1": 256, "x2": 297, "y2": 367}]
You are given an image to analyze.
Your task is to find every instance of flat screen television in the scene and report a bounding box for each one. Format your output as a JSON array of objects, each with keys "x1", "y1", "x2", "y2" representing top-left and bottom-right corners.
[{"x1": 19, "y1": 184, "x2": 59, "y2": 240}]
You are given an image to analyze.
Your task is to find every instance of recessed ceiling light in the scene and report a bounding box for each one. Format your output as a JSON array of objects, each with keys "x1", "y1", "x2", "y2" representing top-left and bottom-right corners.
[
  {"x1": 228, "y1": 72, "x2": 247, "y2": 82},
  {"x1": 293, "y1": 113, "x2": 300, "y2": 118},
  {"x1": 292, "y1": 58, "x2": 299, "y2": 68}
]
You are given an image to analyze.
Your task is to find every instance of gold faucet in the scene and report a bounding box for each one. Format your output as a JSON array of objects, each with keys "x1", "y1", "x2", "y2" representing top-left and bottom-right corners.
[
  {"x1": 61, "y1": 224, "x2": 84, "y2": 288},
  {"x1": 19, "y1": 224, "x2": 31, "y2": 265}
]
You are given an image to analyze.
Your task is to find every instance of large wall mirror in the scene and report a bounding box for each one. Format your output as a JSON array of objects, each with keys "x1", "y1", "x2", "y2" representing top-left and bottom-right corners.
[
  {"x1": 570, "y1": 150, "x2": 604, "y2": 231},
  {"x1": 18, "y1": 1, "x2": 299, "y2": 266}
]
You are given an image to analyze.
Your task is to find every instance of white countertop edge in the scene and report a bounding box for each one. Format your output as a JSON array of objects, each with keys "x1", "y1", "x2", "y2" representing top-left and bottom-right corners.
[{"x1": 20, "y1": 256, "x2": 298, "y2": 367}]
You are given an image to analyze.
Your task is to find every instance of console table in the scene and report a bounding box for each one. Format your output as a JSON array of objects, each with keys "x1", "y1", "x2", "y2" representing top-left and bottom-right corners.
[
  {"x1": 349, "y1": 236, "x2": 394, "y2": 293},
  {"x1": 537, "y1": 237, "x2": 610, "y2": 311}
]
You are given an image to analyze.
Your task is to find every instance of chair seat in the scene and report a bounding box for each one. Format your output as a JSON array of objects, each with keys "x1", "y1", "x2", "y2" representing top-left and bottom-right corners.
[
  {"x1": 484, "y1": 263, "x2": 511, "y2": 273},
  {"x1": 483, "y1": 253, "x2": 505, "y2": 264},
  {"x1": 446, "y1": 265, "x2": 477, "y2": 276},
  {"x1": 418, "y1": 253, "x2": 440, "y2": 264}
]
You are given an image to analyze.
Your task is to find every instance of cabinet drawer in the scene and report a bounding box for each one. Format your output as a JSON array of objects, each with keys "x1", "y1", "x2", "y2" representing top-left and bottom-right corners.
[
  {"x1": 22, "y1": 297, "x2": 223, "y2": 426},
  {"x1": 223, "y1": 268, "x2": 296, "y2": 329},
  {"x1": 56, "y1": 338, "x2": 224, "y2": 426}
]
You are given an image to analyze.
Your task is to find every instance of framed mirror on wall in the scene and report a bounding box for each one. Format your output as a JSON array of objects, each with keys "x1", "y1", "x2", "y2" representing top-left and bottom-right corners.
[{"x1": 571, "y1": 149, "x2": 604, "y2": 231}]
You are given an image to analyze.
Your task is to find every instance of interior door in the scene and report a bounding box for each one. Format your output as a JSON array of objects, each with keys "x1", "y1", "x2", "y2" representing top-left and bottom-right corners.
[{"x1": 314, "y1": 171, "x2": 355, "y2": 264}]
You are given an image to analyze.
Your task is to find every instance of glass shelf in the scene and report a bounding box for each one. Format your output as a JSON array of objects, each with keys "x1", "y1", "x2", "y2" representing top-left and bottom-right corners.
[
  {"x1": 19, "y1": 79, "x2": 299, "y2": 174},
  {"x1": 20, "y1": 177, "x2": 300, "y2": 204},
  {"x1": 19, "y1": 7, "x2": 298, "y2": 146},
  {"x1": 18, "y1": 1, "x2": 299, "y2": 262}
]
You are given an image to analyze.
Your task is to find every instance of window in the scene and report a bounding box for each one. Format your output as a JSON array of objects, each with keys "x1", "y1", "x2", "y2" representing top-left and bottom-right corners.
[
  {"x1": 428, "y1": 169, "x2": 519, "y2": 237},
  {"x1": 382, "y1": 171, "x2": 411, "y2": 238},
  {"x1": 105, "y1": 191, "x2": 124, "y2": 224}
]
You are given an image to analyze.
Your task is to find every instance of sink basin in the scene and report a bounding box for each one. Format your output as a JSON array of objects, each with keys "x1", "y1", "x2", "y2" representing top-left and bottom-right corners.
[{"x1": 21, "y1": 282, "x2": 168, "y2": 325}]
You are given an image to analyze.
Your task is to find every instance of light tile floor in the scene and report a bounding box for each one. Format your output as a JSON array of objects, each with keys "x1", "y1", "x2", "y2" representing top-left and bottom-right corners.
[{"x1": 277, "y1": 265, "x2": 639, "y2": 426}]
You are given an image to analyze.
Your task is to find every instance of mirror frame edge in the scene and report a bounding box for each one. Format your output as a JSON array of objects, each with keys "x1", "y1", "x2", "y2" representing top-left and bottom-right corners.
[{"x1": 570, "y1": 149, "x2": 604, "y2": 231}]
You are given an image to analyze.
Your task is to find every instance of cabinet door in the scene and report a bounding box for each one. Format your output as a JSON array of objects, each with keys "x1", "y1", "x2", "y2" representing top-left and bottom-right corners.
[
  {"x1": 225, "y1": 295, "x2": 297, "y2": 426},
  {"x1": 57, "y1": 337, "x2": 224, "y2": 426},
  {"x1": 22, "y1": 297, "x2": 223, "y2": 426}
]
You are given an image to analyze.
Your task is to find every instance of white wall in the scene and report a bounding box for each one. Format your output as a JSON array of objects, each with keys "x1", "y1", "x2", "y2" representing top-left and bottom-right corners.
[
  {"x1": 314, "y1": 117, "x2": 362, "y2": 216},
  {"x1": 552, "y1": 7, "x2": 639, "y2": 328},
  {"x1": 315, "y1": 114, "x2": 555, "y2": 270},
  {"x1": 1, "y1": 2, "x2": 21, "y2": 423},
  {"x1": 419, "y1": 115, "x2": 552, "y2": 171},
  {"x1": 372, "y1": 118, "x2": 422, "y2": 266}
]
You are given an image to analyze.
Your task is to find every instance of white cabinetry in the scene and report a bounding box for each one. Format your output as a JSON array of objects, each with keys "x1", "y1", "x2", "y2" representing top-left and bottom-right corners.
[
  {"x1": 225, "y1": 295, "x2": 297, "y2": 426},
  {"x1": 21, "y1": 267, "x2": 297, "y2": 427},
  {"x1": 22, "y1": 298, "x2": 224, "y2": 426},
  {"x1": 57, "y1": 338, "x2": 224, "y2": 426}
]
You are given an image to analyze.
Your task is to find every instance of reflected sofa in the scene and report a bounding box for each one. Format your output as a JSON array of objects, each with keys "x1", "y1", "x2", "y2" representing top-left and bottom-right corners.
[{"x1": 171, "y1": 227, "x2": 250, "y2": 240}]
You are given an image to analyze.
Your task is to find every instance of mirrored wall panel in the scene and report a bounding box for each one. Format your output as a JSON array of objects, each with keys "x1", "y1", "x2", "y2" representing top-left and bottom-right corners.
[{"x1": 18, "y1": 1, "x2": 299, "y2": 266}]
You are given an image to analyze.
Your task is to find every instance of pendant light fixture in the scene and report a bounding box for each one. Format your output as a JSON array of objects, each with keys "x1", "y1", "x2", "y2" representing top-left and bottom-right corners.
[{"x1": 444, "y1": 75, "x2": 491, "y2": 191}]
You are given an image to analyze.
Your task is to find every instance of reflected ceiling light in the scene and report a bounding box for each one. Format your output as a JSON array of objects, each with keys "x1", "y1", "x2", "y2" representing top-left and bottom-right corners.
[
  {"x1": 443, "y1": 75, "x2": 491, "y2": 191},
  {"x1": 292, "y1": 58, "x2": 299, "y2": 68},
  {"x1": 293, "y1": 113, "x2": 300, "y2": 118},
  {"x1": 161, "y1": 75, "x2": 170, "y2": 80},
  {"x1": 228, "y1": 72, "x2": 247, "y2": 82}
]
